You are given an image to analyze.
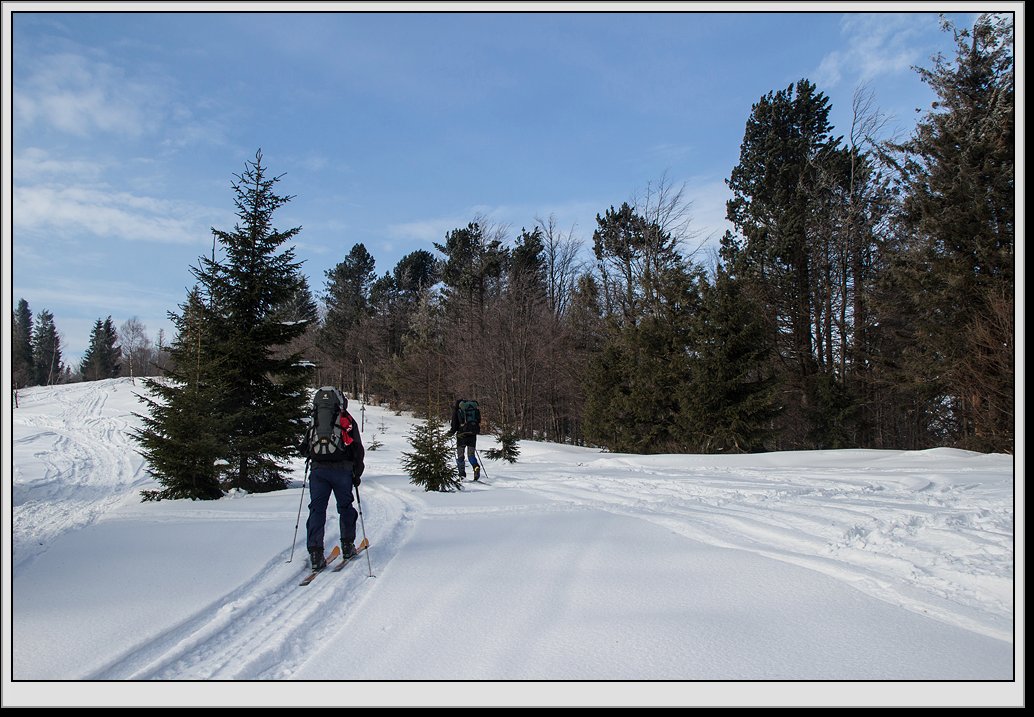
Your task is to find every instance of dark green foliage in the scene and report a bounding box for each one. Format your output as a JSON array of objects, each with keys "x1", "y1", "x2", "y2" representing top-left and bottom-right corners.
[
  {"x1": 31, "y1": 309, "x2": 63, "y2": 386},
  {"x1": 510, "y1": 226, "x2": 548, "y2": 296},
  {"x1": 195, "y1": 151, "x2": 312, "y2": 493},
  {"x1": 12, "y1": 299, "x2": 34, "y2": 389},
  {"x1": 364, "y1": 250, "x2": 442, "y2": 401},
  {"x1": 392, "y1": 249, "x2": 439, "y2": 295},
  {"x1": 879, "y1": 13, "x2": 1014, "y2": 453},
  {"x1": 583, "y1": 202, "x2": 705, "y2": 454},
  {"x1": 133, "y1": 151, "x2": 313, "y2": 500},
  {"x1": 273, "y1": 273, "x2": 319, "y2": 326},
  {"x1": 320, "y1": 243, "x2": 376, "y2": 393},
  {"x1": 681, "y1": 266, "x2": 781, "y2": 453},
  {"x1": 435, "y1": 222, "x2": 507, "y2": 299},
  {"x1": 724, "y1": 79, "x2": 841, "y2": 442},
  {"x1": 584, "y1": 315, "x2": 693, "y2": 454},
  {"x1": 803, "y1": 373, "x2": 857, "y2": 450},
  {"x1": 431, "y1": 222, "x2": 503, "y2": 412},
  {"x1": 136, "y1": 382, "x2": 225, "y2": 502},
  {"x1": 483, "y1": 425, "x2": 521, "y2": 463},
  {"x1": 80, "y1": 316, "x2": 122, "y2": 381},
  {"x1": 401, "y1": 414, "x2": 462, "y2": 492},
  {"x1": 134, "y1": 289, "x2": 225, "y2": 501}
]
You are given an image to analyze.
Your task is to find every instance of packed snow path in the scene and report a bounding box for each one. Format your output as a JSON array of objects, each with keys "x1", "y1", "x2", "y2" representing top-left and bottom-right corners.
[
  {"x1": 10, "y1": 379, "x2": 1015, "y2": 687},
  {"x1": 12, "y1": 380, "x2": 151, "y2": 568}
]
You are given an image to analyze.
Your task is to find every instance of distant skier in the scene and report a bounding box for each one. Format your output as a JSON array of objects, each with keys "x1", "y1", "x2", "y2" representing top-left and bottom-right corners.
[
  {"x1": 447, "y1": 399, "x2": 481, "y2": 481},
  {"x1": 300, "y1": 386, "x2": 365, "y2": 571}
]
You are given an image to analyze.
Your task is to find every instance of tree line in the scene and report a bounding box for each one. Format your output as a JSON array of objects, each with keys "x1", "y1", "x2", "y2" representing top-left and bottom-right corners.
[
  {"x1": 315, "y1": 15, "x2": 1014, "y2": 456},
  {"x1": 11, "y1": 300, "x2": 171, "y2": 389},
  {"x1": 26, "y1": 15, "x2": 1012, "y2": 501}
]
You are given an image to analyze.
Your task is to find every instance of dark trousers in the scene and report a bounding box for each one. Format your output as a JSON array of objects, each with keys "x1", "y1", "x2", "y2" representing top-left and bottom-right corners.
[
  {"x1": 306, "y1": 462, "x2": 358, "y2": 551},
  {"x1": 455, "y1": 433, "x2": 478, "y2": 473}
]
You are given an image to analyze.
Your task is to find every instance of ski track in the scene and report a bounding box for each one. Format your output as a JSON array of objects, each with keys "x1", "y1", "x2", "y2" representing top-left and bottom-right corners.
[
  {"x1": 492, "y1": 463, "x2": 1013, "y2": 642},
  {"x1": 120, "y1": 461, "x2": 1007, "y2": 679},
  {"x1": 14, "y1": 381, "x2": 1013, "y2": 679},
  {"x1": 87, "y1": 483, "x2": 419, "y2": 680},
  {"x1": 12, "y1": 380, "x2": 150, "y2": 569}
]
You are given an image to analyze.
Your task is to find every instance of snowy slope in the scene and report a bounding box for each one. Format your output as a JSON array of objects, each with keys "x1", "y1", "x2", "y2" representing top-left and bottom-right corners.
[{"x1": 4, "y1": 378, "x2": 1022, "y2": 707}]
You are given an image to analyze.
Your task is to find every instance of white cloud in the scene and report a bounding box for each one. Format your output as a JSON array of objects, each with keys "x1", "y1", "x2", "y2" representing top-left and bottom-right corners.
[
  {"x1": 14, "y1": 52, "x2": 167, "y2": 138},
  {"x1": 14, "y1": 147, "x2": 105, "y2": 183},
  {"x1": 386, "y1": 215, "x2": 473, "y2": 244},
  {"x1": 812, "y1": 14, "x2": 929, "y2": 89},
  {"x1": 14, "y1": 183, "x2": 218, "y2": 245}
]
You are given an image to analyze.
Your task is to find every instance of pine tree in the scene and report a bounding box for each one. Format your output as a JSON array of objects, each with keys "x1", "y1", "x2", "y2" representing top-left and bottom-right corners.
[
  {"x1": 725, "y1": 78, "x2": 844, "y2": 448},
  {"x1": 388, "y1": 287, "x2": 447, "y2": 411},
  {"x1": 12, "y1": 298, "x2": 34, "y2": 388},
  {"x1": 435, "y1": 219, "x2": 509, "y2": 366},
  {"x1": 363, "y1": 250, "x2": 441, "y2": 401},
  {"x1": 478, "y1": 226, "x2": 551, "y2": 437},
  {"x1": 31, "y1": 310, "x2": 63, "y2": 386},
  {"x1": 583, "y1": 202, "x2": 703, "y2": 453},
  {"x1": 401, "y1": 413, "x2": 462, "y2": 492}
]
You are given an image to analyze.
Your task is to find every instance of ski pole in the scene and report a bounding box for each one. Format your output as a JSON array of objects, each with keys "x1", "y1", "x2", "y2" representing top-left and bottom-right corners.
[
  {"x1": 288, "y1": 456, "x2": 310, "y2": 563},
  {"x1": 355, "y1": 483, "x2": 374, "y2": 577},
  {"x1": 475, "y1": 448, "x2": 489, "y2": 480}
]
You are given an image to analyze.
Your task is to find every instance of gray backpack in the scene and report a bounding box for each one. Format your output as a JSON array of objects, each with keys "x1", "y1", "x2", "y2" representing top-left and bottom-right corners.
[{"x1": 307, "y1": 387, "x2": 352, "y2": 458}]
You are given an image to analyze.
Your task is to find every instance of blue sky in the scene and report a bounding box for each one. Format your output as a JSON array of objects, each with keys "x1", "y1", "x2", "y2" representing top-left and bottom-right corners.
[{"x1": 5, "y1": 3, "x2": 1004, "y2": 363}]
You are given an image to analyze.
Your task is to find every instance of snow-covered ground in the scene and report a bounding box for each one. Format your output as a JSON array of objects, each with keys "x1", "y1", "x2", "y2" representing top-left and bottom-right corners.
[{"x1": 3, "y1": 378, "x2": 1022, "y2": 707}]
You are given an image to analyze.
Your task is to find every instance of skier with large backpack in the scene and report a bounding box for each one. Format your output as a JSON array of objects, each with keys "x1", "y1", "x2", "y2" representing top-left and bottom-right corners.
[
  {"x1": 299, "y1": 386, "x2": 365, "y2": 571},
  {"x1": 447, "y1": 398, "x2": 481, "y2": 481}
]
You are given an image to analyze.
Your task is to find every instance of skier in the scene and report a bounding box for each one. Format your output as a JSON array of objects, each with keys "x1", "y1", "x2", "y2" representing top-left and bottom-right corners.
[
  {"x1": 300, "y1": 387, "x2": 365, "y2": 571},
  {"x1": 447, "y1": 398, "x2": 481, "y2": 481}
]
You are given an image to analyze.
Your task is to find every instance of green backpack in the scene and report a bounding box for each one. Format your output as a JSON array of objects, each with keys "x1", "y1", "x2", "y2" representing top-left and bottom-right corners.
[{"x1": 458, "y1": 399, "x2": 480, "y2": 434}]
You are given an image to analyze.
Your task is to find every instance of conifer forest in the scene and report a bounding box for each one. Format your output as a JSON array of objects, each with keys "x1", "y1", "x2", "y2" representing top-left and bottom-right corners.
[{"x1": 13, "y1": 15, "x2": 1015, "y2": 488}]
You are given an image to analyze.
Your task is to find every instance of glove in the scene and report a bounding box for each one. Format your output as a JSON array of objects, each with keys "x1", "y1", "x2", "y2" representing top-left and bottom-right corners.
[{"x1": 352, "y1": 464, "x2": 364, "y2": 487}]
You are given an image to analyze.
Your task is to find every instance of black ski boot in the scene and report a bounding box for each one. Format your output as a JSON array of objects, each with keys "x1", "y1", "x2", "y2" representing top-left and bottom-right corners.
[
  {"x1": 341, "y1": 542, "x2": 357, "y2": 560},
  {"x1": 309, "y1": 547, "x2": 326, "y2": 571},
  {"x1": 473, "y1": 464, "x2": 481, "y2": 482}
]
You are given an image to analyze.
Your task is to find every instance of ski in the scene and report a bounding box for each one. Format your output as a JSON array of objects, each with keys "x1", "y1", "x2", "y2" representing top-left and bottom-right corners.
[
  {"x1": 299, "y1": 544, "x2": 342, "y2": 586},
  {"x1": 331, "y1": 537, "x2": 370, "y2": 572}
]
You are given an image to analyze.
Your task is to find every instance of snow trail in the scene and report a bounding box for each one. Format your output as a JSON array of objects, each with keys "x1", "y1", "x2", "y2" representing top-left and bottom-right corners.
[{"x1": 9, "y1": 379, "x2": 1016, "y2": 691}]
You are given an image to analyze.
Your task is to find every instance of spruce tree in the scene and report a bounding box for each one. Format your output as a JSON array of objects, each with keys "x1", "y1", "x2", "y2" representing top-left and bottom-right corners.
[
  {"x1": 320, "y1": 243, "x2": 376, "y2": 394},
  {"x1": 135, "y1": 288, "x2": 225, "y2": 501},
  {"x1": 31, "y1": 310, "x2": 63, "y2": 386},
  {"x1": 483, "y1": 425, "x2": 520, "y2": 463},
  {"x1": 12, "y1": 299, "x2": 34, "y2": 388},
  {"x1": 725, "y1": 79, "x2": 842, "y2": 449},
  {"x1": 434, "y1": 220, "x2": 508, "y2": 358},
  {"x1": 583, "y1": 203, "x2": 703, "y2": 453},
  {"x1": 194, "y1": 150, "x2": 313, "y2": 493},
  {"x1": 134, "y1": 151, "x2": 313, "y2": 499},
  {"x1": 80, "y1": 316, "x2": 122, "y2": 381},
  {"x1": 682, "y1": 263, "x2": 781, "y2": 453},
  {"x1": 881, "y1": 13, "x2": 1014, "y2": 452},
  {"x1": 401, "y1": 413, "x2": 462, "y2": 492}
]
